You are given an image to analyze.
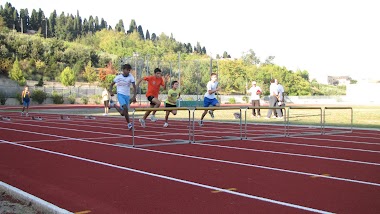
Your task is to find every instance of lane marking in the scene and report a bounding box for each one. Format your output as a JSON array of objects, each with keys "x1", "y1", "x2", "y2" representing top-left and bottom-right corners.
[
  {"x1": 311, "y1": 174, "x2": 331, "y2": 178},
  {"x1": 1, "y1": 140, "x2": 333, "y2": 214},
  {"x1": 195, "y1": 143, "x2": 380, "y2": 166},
  {"x1": 1, "y1": 126, "x2": 380, "y2": 188},
  {"x1": 212, "y1": 188, "x2": 237, "y2": 193},
  {"x1": 74, "y1": 211, "x2": 91, "y2": 214}
]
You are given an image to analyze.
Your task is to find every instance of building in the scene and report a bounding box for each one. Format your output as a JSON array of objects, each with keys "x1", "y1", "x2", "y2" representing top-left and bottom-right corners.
[{"x1": 327, "y1": 76, "x2": 351, "y2": 85}]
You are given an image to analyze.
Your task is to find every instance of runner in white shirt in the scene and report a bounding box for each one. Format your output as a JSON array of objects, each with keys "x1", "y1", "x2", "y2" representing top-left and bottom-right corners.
[
  {"x1": 109, "y1": 64, "x2": 137, "y2": 130},
  {"x1": 199, "y1": 73, "x2": 221, "y2": 127}
]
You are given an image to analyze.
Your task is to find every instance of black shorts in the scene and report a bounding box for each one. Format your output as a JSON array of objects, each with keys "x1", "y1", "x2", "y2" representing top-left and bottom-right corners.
[
  {"x1": 165, "y1": 103, "x2": 176, "y2": 108},
  {"x1": 147, "y1": 96, "x2": 155, "y2": 105},
  {"x1": 103, "y1": 100, "x2": 109, "y2": 106}
]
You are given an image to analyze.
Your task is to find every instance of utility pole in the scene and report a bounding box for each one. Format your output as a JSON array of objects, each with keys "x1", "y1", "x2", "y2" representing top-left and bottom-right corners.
[
  {"x1": 42, "y1": 18, "x2": 47, "y2": 38},
  {"x1": 20, "y1": 18, "x2": 23, "y2": 33}
]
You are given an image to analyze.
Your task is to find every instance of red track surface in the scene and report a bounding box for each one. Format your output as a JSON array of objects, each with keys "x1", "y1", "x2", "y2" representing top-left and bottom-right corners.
[{"x1": 0, "y1": 110, "x2": 379, "y2": 213}]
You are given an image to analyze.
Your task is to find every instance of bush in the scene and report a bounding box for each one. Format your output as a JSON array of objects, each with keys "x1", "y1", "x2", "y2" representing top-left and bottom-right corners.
[
  {"x1": 91, "y1": 94, "x2": 101, "y2": 104},
  {"x1": 15, "y1": 93, "x2": 22, "y2": 105},
  {"x1": 51, "y1": 91, "x2": 64, "y2": 104},
  {"x1": 228, "y1": 97, "x2": 236, "y2": 104},
  {"x1": 0, "y1": 91, "x2": 7, "y2": 105},
  {"x1": 81, "y1": 96, "x2": 89, "y2": 104},
  {"x1": 32, "y1": 89, "x2": 47, "y2": 104},
  {"x1": 68, "y1": 94, "x2": 76, "y2": 104},
  {"x1": 242, "y1": 96, "x2": 249, "y2": 103}
]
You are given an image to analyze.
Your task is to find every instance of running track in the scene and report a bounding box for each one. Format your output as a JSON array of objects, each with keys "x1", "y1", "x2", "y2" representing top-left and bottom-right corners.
[{"x1": 0, "y1": 111, "x2": 379, "y2": 213}]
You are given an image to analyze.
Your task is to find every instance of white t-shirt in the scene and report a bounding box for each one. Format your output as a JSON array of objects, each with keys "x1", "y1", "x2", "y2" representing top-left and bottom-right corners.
[
  {"x1": 248, "y1": 86, "x2": 261, "y2": 100},
  {"x1": 204, "y1": 81, "x2": 218, "y2": 99},
  {"x1": 102, "y1": 90, "x2": 110, "y2": 102},
  {"x1": 113, "y1": 74, "x2": 135, "y2": 96},
  {"x1": 270, "y1": 83, "x2": 279, "y2": 96},
  {"x1": 277, "y1": 84, "x2": 284, "y2": 101}
]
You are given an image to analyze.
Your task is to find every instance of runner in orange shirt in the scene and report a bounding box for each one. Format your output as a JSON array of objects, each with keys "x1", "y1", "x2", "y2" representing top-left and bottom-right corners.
[{"x1": 136, "y1": 68, "x2": 168, "y2": 128}]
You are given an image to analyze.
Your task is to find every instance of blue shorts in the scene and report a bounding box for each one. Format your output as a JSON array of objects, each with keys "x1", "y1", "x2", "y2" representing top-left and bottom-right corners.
[
  {"x1": 203, "y1": 97, "x2": 219, "y2": 107},
  {"x1": 117, "y1": 94, "x2": 130, "y2": 110},
  {"x1": 23, "y1": 100, "x2": 30, "y2": 107}
]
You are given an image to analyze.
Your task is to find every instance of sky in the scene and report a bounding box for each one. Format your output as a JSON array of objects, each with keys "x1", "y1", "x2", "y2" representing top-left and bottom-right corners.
[{"x1": 5, "y1": 0, "x2": 380, "y2": 83}]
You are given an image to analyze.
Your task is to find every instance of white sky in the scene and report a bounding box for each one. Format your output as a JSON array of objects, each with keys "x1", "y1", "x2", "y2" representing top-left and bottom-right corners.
[{"x1": 6, "y1": 0, "x2": 380, "y2": 83}]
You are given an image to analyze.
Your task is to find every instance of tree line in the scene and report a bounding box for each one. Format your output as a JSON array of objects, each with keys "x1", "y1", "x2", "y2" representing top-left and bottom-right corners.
[
  {"x1": 0, "y1": 2, "x2": 346, "y2": 97},
  {"x1": 0, "y1": 2, "x2": 209, "y2": 55}
]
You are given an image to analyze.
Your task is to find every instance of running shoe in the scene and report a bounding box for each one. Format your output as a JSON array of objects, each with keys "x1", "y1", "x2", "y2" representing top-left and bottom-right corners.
[
  {"x1": 150, "y1": 115, "x2": 157, "y2": 122},
  {"x1": 208, "y1": 110, "x2": 214, "y2": 118},
  {"x1": 139, "y1": 118, "x2": 146, "y2": 128},
  {"x1": 21, "y1": 112, "x2": 24, "y2": 116},
  {"x1": 198, "y1": 120, "x2": 204, "y2": 127},
  {"x1": 127, "y1": 122, "x2": 133, "y2": 130},
  {"x1": 163, "y1": 122, "x2": 169, "y2": 128},
  {"x1": 109, "y1": 100, "x2": 114, "y2": 109}
]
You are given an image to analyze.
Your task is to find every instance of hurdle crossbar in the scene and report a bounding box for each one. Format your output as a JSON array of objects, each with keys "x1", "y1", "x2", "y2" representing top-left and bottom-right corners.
[{"x1": 132, "y1": 107, "x2": 192, "y2": 147}]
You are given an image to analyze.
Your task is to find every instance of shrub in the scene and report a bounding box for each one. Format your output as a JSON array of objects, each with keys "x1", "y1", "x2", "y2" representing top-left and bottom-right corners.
[
  {"x1": 32, "y1": 89, "x2": 47, "y2": 104},
  {"x1": 81, "y1": 96, "x2": 89, "y2": 104},
  {"x1": 91, "y1": 94, "x2": 101, "y2": 104},
  {"x1": 68, "y1": 94, "x2": 76, "y2": 104},
  {"x1": 228, "y1": 97, "x2": 236, "y2": 104},
  {"x1": 15, "y1": 93, "x2": 22, "y2": 104},
  {"x1": 242, "y1": 96, "x2": 249, "y2": 103},
  {"x1": 51, "y1": 91, "x2": 64, "y2": 104},
  {"x1": 0, "y1": 91, "x2": 7, "y2": 105}
]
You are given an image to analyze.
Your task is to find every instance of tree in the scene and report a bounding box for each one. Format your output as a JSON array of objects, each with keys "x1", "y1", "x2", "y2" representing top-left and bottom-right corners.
[
  {"x1": 114, "y1": 19, "x2": 125, "y2": 33},
  {"x1": 98, "y1": 61, "x2": 117, "y2": 88},
  {"x1": 264, "y1": 56, "x2": 275, "y2": 65},
  {"x1": 0, "y1": 16, "x2": 5, "y2": 30},
  {"x1": 145, "y1": 29, "x2": 150, "y2": 40},
  {"x1": 137, "y1": 25, "x2": 144, "y2": 39},
  {"x1": 60, "y1": 66, "x2": 76, "y2": 86},
  {"x1": 9, "y1": 58, "x2": 26, "y2": 85},
  {"x1": 128, "y1": 19, "x2": 137, "y2": 34},
  {"x1": 242, "y1": 49, "x2": 260, "y2": 65},
  {"x1": 82, "y1": 61, "x2": 97, "y2": 84}
]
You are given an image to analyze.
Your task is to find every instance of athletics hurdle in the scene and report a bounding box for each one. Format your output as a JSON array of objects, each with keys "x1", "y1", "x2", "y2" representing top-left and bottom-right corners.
[
  {"x1": 287, "y1": 106, "x2": 323, "y2": 136},
  {"x1": 245, "y1": 106, "x2": 287, "y2": 139},
  {"x1": 323, "y1": 106, "x2": 353, "y2": 135},
  {"x1": 131, "y1": 107, "x2": 193, "y2": 147},
  {"x1": 192, "y1": 106, "x2": 247, "y2": 143}
]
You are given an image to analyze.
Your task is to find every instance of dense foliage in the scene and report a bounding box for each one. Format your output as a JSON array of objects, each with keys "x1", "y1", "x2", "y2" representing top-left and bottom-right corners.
[{"x1": 0, "y1": 2, "x2": 346, "y2": 96}]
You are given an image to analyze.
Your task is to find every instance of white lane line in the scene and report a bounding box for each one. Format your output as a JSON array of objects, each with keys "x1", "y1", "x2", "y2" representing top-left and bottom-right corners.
[
  {"x1": 0, "y1": 139, "x2": 332, "y2": 214},
  {"x1": 1, "y1": 126, "x2": 379, "y2": 187},
  {"x1": 293, "y1": 136, "x2": 380, "y2": 146},
  {"x1": 0, "y1": 121, "x2": 171, "y2": 142},
  {"x1": 194, "y1": 143, "x2": 380, "y2": 166},
  {"x1": 256, "y1": 140, "x2": 380, "y2": 154}
]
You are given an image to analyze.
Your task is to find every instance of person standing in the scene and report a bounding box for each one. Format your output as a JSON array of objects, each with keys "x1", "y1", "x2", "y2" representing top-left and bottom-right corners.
[
  {"x1": 266, "y1": 79, "x2": 282, "y2": 119},
  {"x1": 276, "y1": 79, "x2": 285, "y2": 116},
  {"x1": 247, "y1": 81, "x2": 262, "y2": 117},
  {"x1": 199, "y1": 73, "x2": 221, "y2": 127},
  {"x1": 102, "y1": 88, "x2": 110, "y2": 116},
  {"x1": 136, "y1": 68, "x2": 167, "y2": 128},
  {"x1": 163, "y1": 80, "x2": 181, "y2": 128},
  {"x1": 21, "y1": 86, "x2": 31, "y2": 116},
  {"x1": 109, "y1": 64, "x2": 137, "y2": 130}
]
